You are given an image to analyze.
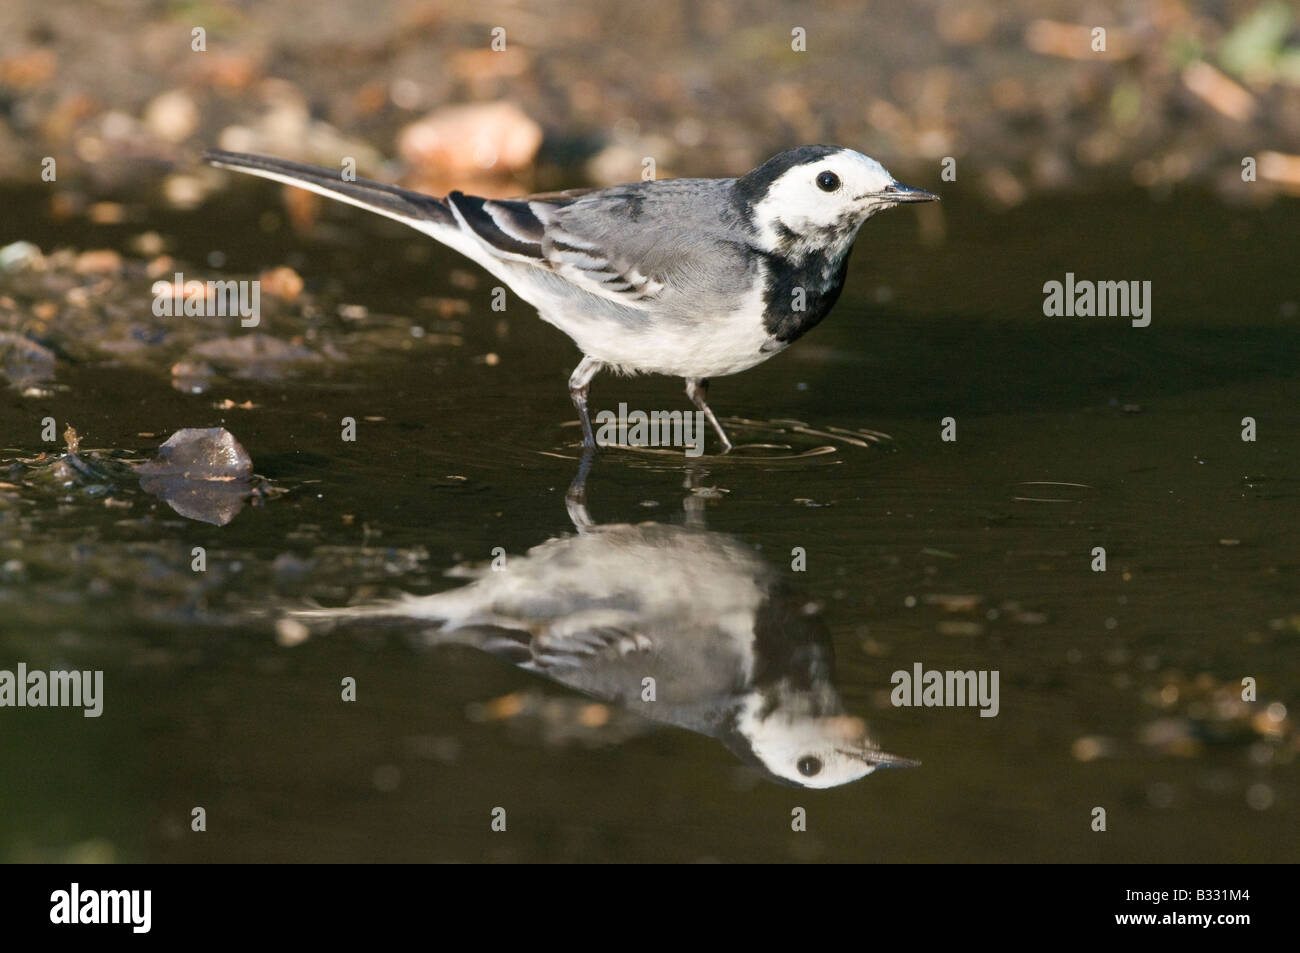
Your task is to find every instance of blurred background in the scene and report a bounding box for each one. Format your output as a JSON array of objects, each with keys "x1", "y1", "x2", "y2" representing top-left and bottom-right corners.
[
  {"x1": 1, "y1": 0, "x2": 1298, "y2": 202},
  {"x1": 0, "y1": 1, "x2": 1296, "y2": 863}
]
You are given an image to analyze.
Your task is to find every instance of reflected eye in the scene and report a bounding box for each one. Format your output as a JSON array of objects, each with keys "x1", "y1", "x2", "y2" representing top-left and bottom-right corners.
[
  {"x1": 797, "y1": 756, "x2": 823, "y2": 777},
  {"x1": 815, "y1": 171, "x2": 840, "y2": 192}
]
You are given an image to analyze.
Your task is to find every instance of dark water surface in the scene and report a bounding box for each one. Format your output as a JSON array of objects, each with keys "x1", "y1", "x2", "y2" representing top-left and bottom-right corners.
[{"x1": 1, "y1": 181, "x2": 1296, "y2": 862}]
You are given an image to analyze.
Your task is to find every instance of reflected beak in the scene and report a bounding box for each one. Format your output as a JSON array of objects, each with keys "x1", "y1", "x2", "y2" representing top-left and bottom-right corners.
[
  {"x1": 876, "y1": 182, "x2": 940, "y2": 203},
  {"x1": 851, "y1": 748, "x2": 922, "y2": 769}
]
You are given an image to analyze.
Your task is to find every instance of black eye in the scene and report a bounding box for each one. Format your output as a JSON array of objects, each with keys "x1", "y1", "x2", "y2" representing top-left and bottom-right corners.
[
  {"x1": 816, "y1": 171, "x2": 840, "y2": 192},
  {"x1": 797, "y1": 756, "x2": 823, "y2": 777}
]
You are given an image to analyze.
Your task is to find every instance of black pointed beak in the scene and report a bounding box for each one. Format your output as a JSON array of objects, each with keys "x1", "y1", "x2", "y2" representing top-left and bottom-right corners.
[
  {"x1": 878, "y1": 182, "x2": 939, "y2": 203},
  {"x1": 840, "y1": 747, "x2": 922, "y2": 769},
  {"x1": 865, "y1": 749, "x2": 922, "y2": 769}
]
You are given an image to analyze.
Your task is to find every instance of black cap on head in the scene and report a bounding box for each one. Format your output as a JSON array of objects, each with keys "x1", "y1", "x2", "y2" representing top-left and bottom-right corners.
[{"x1": 734, "y1": 145, "x2": 842, "y2": 207}]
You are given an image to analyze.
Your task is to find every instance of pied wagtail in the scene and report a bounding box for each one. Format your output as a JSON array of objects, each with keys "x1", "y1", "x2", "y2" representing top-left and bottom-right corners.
[{"x1": 206, "y1": 145, "x2": 937, "y2": 452}]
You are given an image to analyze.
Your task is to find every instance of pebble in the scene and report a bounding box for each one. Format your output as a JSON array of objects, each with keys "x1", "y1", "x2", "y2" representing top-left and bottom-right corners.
[{"x1": 398, "y1": 102, "x2": 542, "y2": 176}]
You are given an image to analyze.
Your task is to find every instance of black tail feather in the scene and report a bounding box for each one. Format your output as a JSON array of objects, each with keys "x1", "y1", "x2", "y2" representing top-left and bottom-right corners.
[{"x1": 204, "y1": 149, "x2": 454, "y2": 228}]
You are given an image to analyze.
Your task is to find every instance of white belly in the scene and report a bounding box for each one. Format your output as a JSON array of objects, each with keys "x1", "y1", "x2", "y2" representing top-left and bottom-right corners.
[
  {"x1": 532, "y1": 282, "x2": 779, "y2": 379},
  {"x1": 569, "y1": 313, "x2": 775, "y2": 379}
]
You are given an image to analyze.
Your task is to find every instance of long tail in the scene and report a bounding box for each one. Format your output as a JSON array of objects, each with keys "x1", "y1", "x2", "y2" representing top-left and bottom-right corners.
[
  {"x1": 289, "y1": 592, "x2": 447, "y2": 624},
  {"x1": 287, "y1": 595, "x2": 537, "y2": 663},
  {"x1": 204, "y1": 150, "x2": 456, "y2": 235}
]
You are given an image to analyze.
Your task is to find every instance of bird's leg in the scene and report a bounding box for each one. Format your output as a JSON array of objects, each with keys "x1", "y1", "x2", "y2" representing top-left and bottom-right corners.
[
  {"x1": 565, "y1": 445, "x2": 597, "y2": 533},
  {"x1": 685, "y1": 378, "x2": 733, "y2": 453},
  {"x1": 568, "y1": 356, "x2": 603, "y2": 448},
  {"x1": 682, "y1": 465, "x2": 711, "y2": 529}
]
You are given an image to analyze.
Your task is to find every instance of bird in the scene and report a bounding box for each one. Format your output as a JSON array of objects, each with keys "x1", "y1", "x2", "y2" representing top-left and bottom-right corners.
[
  {"x1": 206, "y1": 145, "x2": 937, "y2": 452},
  {"x1": 291, "y1": 473, "x2": 917, "y2": 789}
]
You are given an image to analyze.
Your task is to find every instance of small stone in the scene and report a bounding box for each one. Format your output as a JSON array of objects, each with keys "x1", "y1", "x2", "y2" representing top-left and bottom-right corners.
[
  {"x1": 162, "y1": 174, "x2": 208, "y2": 210},
  {"x1": 275, "y1": 617, "x2": 310, "y2": 648},
  {"x1": 144, "y1": 90, "x2": 200, "y2": 143},
  {"x1": 0, "y1": 332, "x2": 57, "y2": 389},
  {"x1": 1071, "y1": 736, "x2": 1117, "y2": 762},
  {"x1": 398, "y1": 102, "x2": 542, "y2": 176},
  {"x1": 131, "y1": 232, "x2": 167, "y2": 257},
  {"x1": 0, "y1": 241, "x2": 42, "y2": 272},
  {"x1": 259, "y1": 265, "x2": 304, "y2": 301},
  {"x1": 73, "y1": 249, "x2": 122, "y2": 274},
  {"x1": 135, "y1": 428, "x2": 256, "y2": 526},
  {"x1": 137, "y1": 427, "x2": 252, "y2": 480}
]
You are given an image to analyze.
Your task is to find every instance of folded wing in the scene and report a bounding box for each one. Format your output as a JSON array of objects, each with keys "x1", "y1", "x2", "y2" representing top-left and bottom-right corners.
[{"x1": 447, "y1": 180, "x2": 752, "y2": 312}]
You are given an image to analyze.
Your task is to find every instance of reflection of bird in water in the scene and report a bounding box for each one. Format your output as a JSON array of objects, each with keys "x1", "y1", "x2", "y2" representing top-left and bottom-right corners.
[{"x1": 295, "y1": 458, "x2": 916, "y2": 788}]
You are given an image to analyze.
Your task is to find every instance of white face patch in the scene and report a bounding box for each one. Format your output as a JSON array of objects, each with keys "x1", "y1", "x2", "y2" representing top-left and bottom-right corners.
[
  {"x1": 750, "y1": 149, "x2": 900, "y2": 248},
  {"x1": 738, "y1": 696, "x2": 883, "y2": 789}
]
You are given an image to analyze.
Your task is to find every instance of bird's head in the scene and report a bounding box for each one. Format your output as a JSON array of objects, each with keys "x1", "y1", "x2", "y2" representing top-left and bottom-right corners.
[
  {"x1": 735, "y1": 145, "x2": 938, "y2": 254},
  {"x1": 730, "y1": 693, "x2": 919, "y2": 789}
]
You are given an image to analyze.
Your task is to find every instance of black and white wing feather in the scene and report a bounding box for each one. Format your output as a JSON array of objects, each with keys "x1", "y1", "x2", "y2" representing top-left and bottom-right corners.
[
  {"x1": 446, "y1": 180, "x2": 752, "y2": 312},
  {"x1": 446, "y1": 191, "x2": 671, "y2": 307}
]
